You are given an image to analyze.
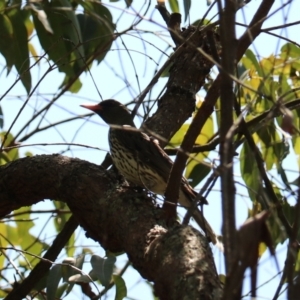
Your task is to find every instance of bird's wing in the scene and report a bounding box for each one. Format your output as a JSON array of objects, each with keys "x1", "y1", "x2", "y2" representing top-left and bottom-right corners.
[
  {"x1": 115, "y1": 128, "x2": 173, "y2": 181},
  {"x1": 115, "y1": 127, "x2": 204, "y2": 201}
]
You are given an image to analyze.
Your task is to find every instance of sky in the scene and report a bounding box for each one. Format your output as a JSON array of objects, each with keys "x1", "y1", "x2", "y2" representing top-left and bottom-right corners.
[{"x1": 0, "y1": 0, "x2": 300, "y2": 299}]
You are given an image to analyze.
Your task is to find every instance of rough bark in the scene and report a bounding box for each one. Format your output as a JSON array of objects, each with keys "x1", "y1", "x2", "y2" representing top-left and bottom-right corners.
[
  {"x1": 144, "y1": 19, "x2": 220, "y2": 144},
  {"x1": 0, "y1": 155, "x2": 222, "y2": 300}
]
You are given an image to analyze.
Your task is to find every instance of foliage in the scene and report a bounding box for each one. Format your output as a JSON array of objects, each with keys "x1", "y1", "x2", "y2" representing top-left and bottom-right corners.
[{"x1": 0, "y1": 0, "x2": 114, "y2": 94}]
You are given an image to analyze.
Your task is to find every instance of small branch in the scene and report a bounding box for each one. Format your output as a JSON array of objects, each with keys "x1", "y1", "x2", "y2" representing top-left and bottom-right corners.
[
  {"x1": 168, "y1": 13, "x2": 183, "y2": 46},
  {"x1": 218, "y1": 0, "x2": 237, "y2": 274},
  {"x1": 155, "y1": 1, "x2": 171, "y2": 25},
  {"x1": 286, "y1": 178, "x2": 300, "y2": 299},
  {"x1": 5, "y1": 215, "x2": 78, "y2": 300}
]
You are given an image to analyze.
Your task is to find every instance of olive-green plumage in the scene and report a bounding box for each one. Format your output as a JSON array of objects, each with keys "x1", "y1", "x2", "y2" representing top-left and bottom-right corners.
[{"x1": 81, "y1": 99, "x2": 216, "y2": 244}]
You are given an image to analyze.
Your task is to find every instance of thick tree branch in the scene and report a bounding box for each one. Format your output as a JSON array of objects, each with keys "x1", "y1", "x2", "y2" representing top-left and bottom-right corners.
[
  {"x1": 0, "y1": 155, "x2": 221, "y2": 300},
  {"x1": 144, "y1": 21, "x2": 220, "y2": 143}
]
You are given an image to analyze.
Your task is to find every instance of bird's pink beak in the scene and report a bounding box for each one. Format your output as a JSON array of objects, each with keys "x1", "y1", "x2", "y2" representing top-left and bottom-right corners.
[{"x1": 80, "y1": 103, "x2": 102, "y2": 112}]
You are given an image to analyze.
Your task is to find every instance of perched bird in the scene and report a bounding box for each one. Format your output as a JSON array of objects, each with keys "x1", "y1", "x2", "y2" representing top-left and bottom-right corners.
[{"x1": 81, "y1": 99, "x2": 217, "y2": 244}]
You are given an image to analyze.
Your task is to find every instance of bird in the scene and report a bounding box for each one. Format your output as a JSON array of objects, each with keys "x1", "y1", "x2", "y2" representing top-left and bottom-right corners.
[{"x1": 81, "y1": 99, "x2": 217, "y2": 244}]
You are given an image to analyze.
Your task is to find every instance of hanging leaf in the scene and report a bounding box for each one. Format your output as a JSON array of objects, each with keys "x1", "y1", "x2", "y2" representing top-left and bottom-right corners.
[
  {"x1": 47, "y1": 265, "x2": 62, "y2": 300},
  {"x1": 256, "y1": 124, "x2": 281, "y2": 170},
  {"x1": 169, "y1": 101, "x2": 213, "y2": 187},
  {"x1": 0, "y1": 14, "x2": 15, "y2": 72},
  {"x1": 113, "y1": 274, "x2": 127, "y2": 300},
  {"x1": 29, "y1": 2, "x2": 53, "y2": 34},
  {"x1": 32, "y1": 0, "x2": 85, "y2": 91},
  {"x1": 78, "y1": 1, "x2": 115, "y2": 64},
  {"x1": 280, "y1": 42, "x2": 300, "y2": 59},
  {"x1": 240, "y1": 140, "x2": 261, "y2": 201},
  {"x1": 244, "y1": 49, "x2": 263, "y2": 77},
  {"x1": 169, "y1": 0, "x2": 179, "y2": 13},
  {"x1": 7, "y1": 8, "x2": 32, "y2": 94},
  {"x1": 0, "y1": 106, "x2": 3, "y2": 129},
  {"x1": 90, "y1": 254, "x2": 116, "y2": 287},
  {"x1": 183, "y1": 0, "x2": 191, "y2": 22}
]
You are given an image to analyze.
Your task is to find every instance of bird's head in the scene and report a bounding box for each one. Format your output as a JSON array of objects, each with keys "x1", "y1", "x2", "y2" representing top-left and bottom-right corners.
[{"x1": 81, "y1": 99, "x2": 135, "y2": 127}]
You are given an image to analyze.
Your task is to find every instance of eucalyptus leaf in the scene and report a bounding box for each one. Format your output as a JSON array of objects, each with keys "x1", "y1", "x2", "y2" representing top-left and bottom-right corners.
[{"x1": 90, "y1": 254, "x2": 116, "y2": 287}]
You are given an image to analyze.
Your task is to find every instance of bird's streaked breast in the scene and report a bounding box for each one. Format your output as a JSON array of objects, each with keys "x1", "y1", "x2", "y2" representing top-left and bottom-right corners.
[{"x1": 109, "y1": 129, "x2": 166, "y2": 194}]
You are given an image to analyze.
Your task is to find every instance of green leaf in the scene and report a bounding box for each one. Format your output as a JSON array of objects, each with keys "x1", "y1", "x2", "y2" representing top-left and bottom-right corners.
[
  {"x1": 0, "y1": 14, "x2": 14, "y2": 72},
  {"x1": 32, "y1": 0, "x2": 85, "y2": 90},
  {"x1": 240, "y1": 140, "x2": 261, "y2": 201},
  {"x1": 59, "y1": 75, "x2": 82, "y2": 93},
  {"x1": 293, "y1": 136, "x2": 300, "y2": 156},
  {"x1": 29, "y1": 3, "x2": 53, "y2": 34},
  {"x1": 169, "y1": 124, "x2": 189, "y2": 146},
  {"x1": 61, "y1": 255, "x2": 84, "y2": 296},
  {"x1": 277, "y1": 164, "x2": 292, "y2": 192},
  {"x1": 0, "y1": 223, "x2": 17, "y2": 268},
  {"x1": 14, "y1": 207, "x2": 34, "y2": 234},
  {"x1": 58, "y1": 0, "x2": 84, "y2": 55},
  {"x1": 192, "y1": 18, "x2": 211, "y2": 27},
  {"x1": 0, "y1": 151, "x2": 10, "y2": 164},
  {"x1": 0, "y1": 131, "x2": 19, "y2": 161},
  {"x1": 47, "y1": 265, "x2": 62, "y2": 300},
  {"x1": 237, "y1": 62, "x2": 248, "y2": 79},
  {"x1": 55, "y1": 282, "x2": 69, "y2": 299},
  {"x1": 113, "y1": 274, "x2": 127, "y2": 300},
  {"x1": 253, "y1": 96, "x2": 271, "y2": 114},
  {"x1": 267, "y1": 201, "x2": 288, "y2": 244},
  {"x1": 183, "y1": 0, "x2": 191, "y2": 22},
  {"x1": 280, "y1": 43, "x2": 300, "y2": 59},
  {"x1": 0, "y1": 105, "x2": 3, "y2": 128},
  {"x1": 78, "y1": 2, "x2": 114, "y2": 64},
  {"x1": 0, "y1": 0, "x2": 5, "y2": 12},
  {"x1": 53, "y1": 202, "x2": 69, "y2": 231},
  {"x1": 13, "y1": 207, "x2": 47, "y2": 262},
  {"x1": 25, "y1": 151, "x2": 33, "y2": 157},
  {"x1": 61, "y1": 257, "x2": 76, "y2": 282},
  {"x1": 244, "y1": 49, "x2": 263, "y2": 77},
  {"x1": 186, "y1": 159, "x2": 210, "y2": 188},
  {"x1": 69, "y1": 272, "x2": 96, "y2": 283},
  {"x1": 260, "y1": 55, "x2": 291, "y2": 77},
  {"x1": 170, "y1": 103, "x2": 213, "y2": 186},
  {"x1": 52, "y1": 202, "x2": 74, "y2": 256},
  {"x1": 292, "y1": 108, "x2": 300, "y2": 157},
  {"x1": 160, "y1": 62, "x2": 172, "y2": 77},
  {"x1": 278, "y1": 75, "x2": 295, "y2": 102},
  {"x1": 295, "y1": 251, "x2": 300, "y2": 273},
  {"x1": 75, "y1": 254, "x2": 85, "y2": 271},
  {"x1": 7, "y1": 8, "x2": 31, "y2": 94},
  {"x1": 290, "y1": 175, "x2": 300, "y2": 186},
  {"x1": 90, "y1": 254, "x2": 116, "y2": 287},
  {"x1": 256, "y1": 124, "x2": 285, "y2": 170},
  {"x1": 169, "y1": 0, "x2": 179, "y2": 13},
  {"x1": 124, "y1": 0, "x2": 133, "y2": 7}
]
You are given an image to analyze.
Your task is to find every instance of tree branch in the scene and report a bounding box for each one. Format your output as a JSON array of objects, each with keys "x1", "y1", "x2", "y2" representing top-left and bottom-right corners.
[
  {"x1": 219, "y1": 0, "x2": 237, "y2": 274},
  {"x1": 4, "y1": 215, "x2": 78, "y2": 300},
  {"x1": 0, "y1": 155, "x2": 221, "y2": 300}
]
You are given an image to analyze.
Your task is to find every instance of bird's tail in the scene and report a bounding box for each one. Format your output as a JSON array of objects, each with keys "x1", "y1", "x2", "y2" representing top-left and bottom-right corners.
[{"x1": 192, "y1": 209, "x2": 222, "y2": 249}]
